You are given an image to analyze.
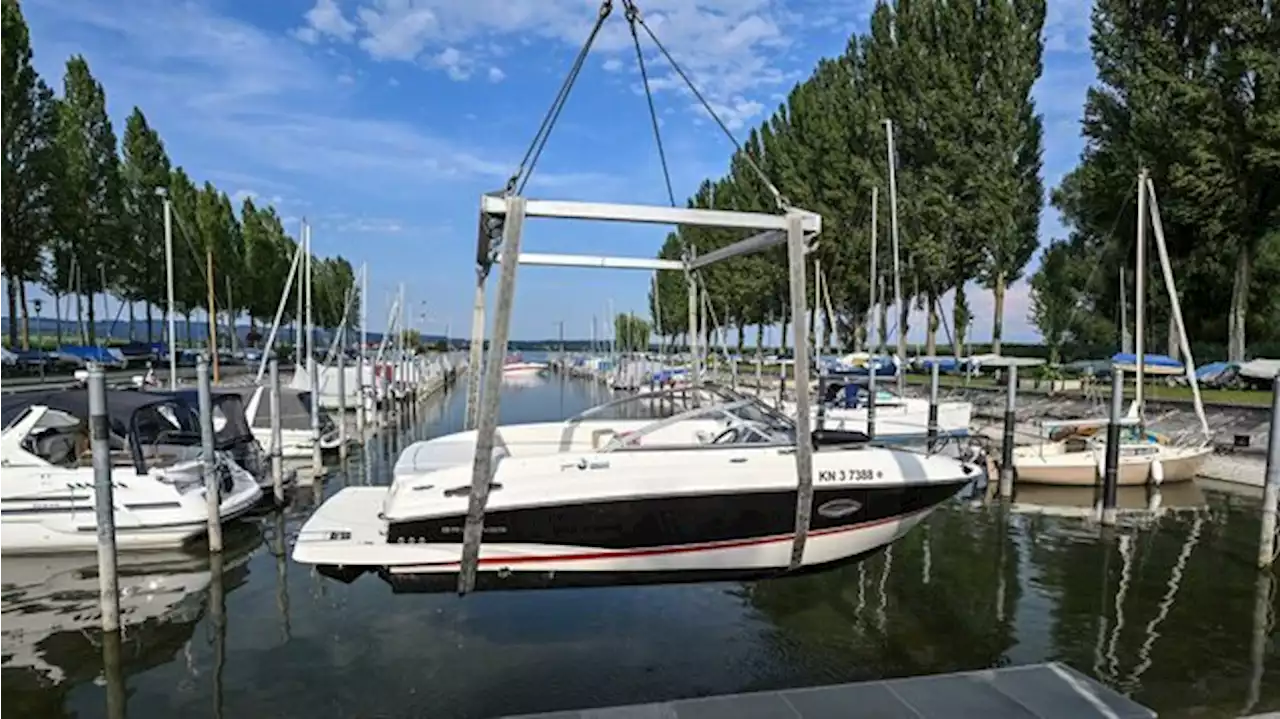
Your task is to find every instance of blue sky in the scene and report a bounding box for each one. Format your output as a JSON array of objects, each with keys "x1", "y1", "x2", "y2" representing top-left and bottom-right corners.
[{"x1": 16, "y1": 0, "x2": 1096, "y2": 343}]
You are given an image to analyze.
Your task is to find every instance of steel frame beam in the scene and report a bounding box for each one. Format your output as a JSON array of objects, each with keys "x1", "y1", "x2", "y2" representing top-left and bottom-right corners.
[
  {"x1": 511, "y1": 252, "x2": 685, "y2": 272},
  {"x1": 480, "y1": 195, "x2": 822, "y2": 234},
  {"x1": 458, "y1": 194, "x2": 822, "y2": 594}
]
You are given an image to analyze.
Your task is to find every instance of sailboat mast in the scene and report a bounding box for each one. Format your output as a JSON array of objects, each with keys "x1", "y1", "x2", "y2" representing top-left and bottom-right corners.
[
  {"x1": 1136, "y1": 168, "x2": 1148, "y2": 428},
  {"x1": 869, "y1": 186, "x2": 878, "y2": 355},
  {"x1": 884, "y1": 120, "x2": 906, "y2": 396},
  {"x1": 206, "y1": 247, "x2": 219, "y2": 382},
  {"x1": 1145, "y1": 177, "x2": 1211, "y2": 442}
]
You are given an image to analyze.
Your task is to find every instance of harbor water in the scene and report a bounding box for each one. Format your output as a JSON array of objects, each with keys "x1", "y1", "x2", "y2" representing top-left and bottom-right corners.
[{"x1": 3, "y1": 373, "x2": 1277, "y2": 719}]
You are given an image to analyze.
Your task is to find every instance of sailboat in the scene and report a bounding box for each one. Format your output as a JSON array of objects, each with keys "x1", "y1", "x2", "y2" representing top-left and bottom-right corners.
[{"x1": 1013, "y1": 172, "x2": 1212, "y2": 487}]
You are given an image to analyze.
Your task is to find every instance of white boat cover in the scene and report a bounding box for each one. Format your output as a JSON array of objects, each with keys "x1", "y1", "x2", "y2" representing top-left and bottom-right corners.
[{"x1": 1238, "y1": 358, "x2": 1280, "y2": 381}]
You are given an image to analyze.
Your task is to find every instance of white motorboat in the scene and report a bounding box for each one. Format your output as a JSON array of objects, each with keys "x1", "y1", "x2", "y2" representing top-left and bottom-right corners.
[
  {"x1": 242, "y1": 385, "x2": 344, "y2": 459},
  {"x1": 0, "y1": 390, "x2": 262, "y2": 554},
  {"x1": 163, "y1": 387, "x2": 296, "y2": 494},
  {"x1": 292, "y1": 385, "x2": 981, "y2": 592},
  {"x1": 784, "y1": 381, "x2": 972, "y2": 442},
  {"x1": 503, "y1": 354, "x2": 549, "y2": 377},
  {"x1": 1012, "y1": 409, "x2": 1210, "y2": 487}
]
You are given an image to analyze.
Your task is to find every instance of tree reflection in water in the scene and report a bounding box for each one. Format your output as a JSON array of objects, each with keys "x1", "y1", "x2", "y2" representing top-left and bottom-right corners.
[{"x1": 744, "y1": 486, "x2": 1279, "y2": 718}]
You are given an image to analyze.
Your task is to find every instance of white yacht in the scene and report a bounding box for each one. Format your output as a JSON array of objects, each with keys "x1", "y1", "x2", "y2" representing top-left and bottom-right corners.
[
  {"x1": 292, "y1": 385, "x2": 981, "y2": 592},
  {"x1": 0, "y1": 390, "x2": 262, "y2": 554}
]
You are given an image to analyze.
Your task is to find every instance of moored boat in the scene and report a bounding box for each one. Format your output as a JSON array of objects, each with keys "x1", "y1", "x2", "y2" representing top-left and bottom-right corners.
[{"x1": 292, "y1": 385, "x2": 981, "y2": 592}]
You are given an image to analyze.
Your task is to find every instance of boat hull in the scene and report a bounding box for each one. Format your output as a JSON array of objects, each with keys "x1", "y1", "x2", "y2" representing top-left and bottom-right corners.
[
  {"x1": 503, "y1": 362, "x2": 548, "y2": 377},
  {"x1": 1013, "y1": 446, "x2": 1211, "y2": 487},
  {"x1": 1, "y1": 473, "x2": 262, "y2": 554},
  {"x1": 294, "y1": 479, "x2": 967, "y2": 593}
]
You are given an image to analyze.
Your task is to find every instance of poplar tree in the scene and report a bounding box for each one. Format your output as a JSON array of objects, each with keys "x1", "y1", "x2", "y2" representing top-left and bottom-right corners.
[{"x1": 2, "y1": 0, "x2": 59, "y2": 349}]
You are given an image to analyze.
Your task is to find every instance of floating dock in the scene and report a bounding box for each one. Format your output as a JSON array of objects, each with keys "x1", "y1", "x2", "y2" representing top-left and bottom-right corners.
[{"x1": 502, "y1": 663, "x2": 1156, "y2": 718}]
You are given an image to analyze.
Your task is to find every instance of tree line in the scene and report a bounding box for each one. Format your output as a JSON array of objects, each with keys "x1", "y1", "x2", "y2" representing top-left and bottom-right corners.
[
  {"x1": 1031, "y1": 0, "x2": 1278, "y2": 364},
  {"x1": 1, "y1": 0, "x2": 357, "y2": 352},
  {"x1": 650, "y1": 0, "x2": 1044, "y2": 359},
  {"x1": 650, "y1": 0, "x2": 1277, "y2": 365}
]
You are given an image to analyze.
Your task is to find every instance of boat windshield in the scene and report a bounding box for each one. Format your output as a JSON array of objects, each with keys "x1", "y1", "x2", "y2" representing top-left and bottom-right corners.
[{"x1": 593, "y1": 385, "x2": 796, "y2": 452}]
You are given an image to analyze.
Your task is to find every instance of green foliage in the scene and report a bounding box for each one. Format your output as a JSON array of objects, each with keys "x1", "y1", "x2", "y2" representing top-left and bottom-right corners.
[
  {"x1": 1, "y1": 27, "x2": 360, "y2": 349},
  {"x1": 2, "y1": 0, "x2": 59, "y2": 349},
  {"x1": 614, "y1": 313, "x2": 651, "y2": 353},
  {"x1": 1052, "y1": 0, "x2": 1279, "y2": 361},
  {"x1": 650, "y1": 0, "x2": 1045, "y2": 357},
  {"x1": 1028, "y1": 240, "x2": 1088, "y2": 364}
]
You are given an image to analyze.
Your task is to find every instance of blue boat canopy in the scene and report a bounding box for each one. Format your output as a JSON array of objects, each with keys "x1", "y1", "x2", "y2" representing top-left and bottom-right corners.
[{"x1": 1110, "y1": 352, "x2": 1184, "y2": 375}]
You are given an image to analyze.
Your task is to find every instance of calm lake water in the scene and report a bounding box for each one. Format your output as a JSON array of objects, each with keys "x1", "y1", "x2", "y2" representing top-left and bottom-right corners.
[{"x1": 3, "y1": 373, "x2": 1277, "y2": 719}]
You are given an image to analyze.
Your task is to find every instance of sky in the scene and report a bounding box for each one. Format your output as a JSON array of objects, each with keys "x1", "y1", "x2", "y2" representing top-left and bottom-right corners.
[{"x1": 14, "y1": 0, "x2": 1097, "y2": 343}]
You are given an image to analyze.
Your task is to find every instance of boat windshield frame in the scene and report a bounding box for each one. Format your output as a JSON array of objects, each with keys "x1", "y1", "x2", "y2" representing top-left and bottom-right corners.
[
  {"x1": 589, "y1": 385, "x2": 797, "y2": 453},
  {"x1": 567, "y1": 383, "x2": 791, "y2": 425}
]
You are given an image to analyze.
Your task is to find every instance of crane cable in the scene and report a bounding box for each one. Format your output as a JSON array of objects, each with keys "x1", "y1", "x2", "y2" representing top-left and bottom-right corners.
[
  {"x1": 624, "y1": 1, "x2": 787, "y2": 211},
  {"x1": 623, "y1": 0, "x2": 675, "y2": 209},
  {"x1": 506, "y1": 0, "x2": 613, "y2": 195}
]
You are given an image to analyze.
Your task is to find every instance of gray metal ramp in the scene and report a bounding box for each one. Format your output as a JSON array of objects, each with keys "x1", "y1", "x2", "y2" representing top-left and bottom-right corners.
[{"x1": 502, "y1": 663, "x2": 1155, "y2": 719}]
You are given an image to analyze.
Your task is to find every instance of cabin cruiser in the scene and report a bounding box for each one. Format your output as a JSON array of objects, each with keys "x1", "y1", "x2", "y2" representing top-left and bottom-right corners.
[
  {"x1": 166, "y1": 388, "x2": 297, "y2": 495},
  {"x1": 0, "y1": 390, "x2": 262, "y2": 554},
  {"x1": 292, "y1": 385, "x2": 981, "y2": 592},
  {"x1": 780, "y1": 379, "x2": 972, "y2": 443}
]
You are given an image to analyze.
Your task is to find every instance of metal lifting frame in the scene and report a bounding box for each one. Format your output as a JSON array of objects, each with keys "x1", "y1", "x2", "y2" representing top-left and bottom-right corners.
[{"x1": 457, "y1": 196, "x2": 822, "y2": 594}]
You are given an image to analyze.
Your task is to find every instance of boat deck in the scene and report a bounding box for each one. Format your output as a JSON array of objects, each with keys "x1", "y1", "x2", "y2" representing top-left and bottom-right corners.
[{"x1": 501, "y1": 663, "x2": 1155, "y2": 718}]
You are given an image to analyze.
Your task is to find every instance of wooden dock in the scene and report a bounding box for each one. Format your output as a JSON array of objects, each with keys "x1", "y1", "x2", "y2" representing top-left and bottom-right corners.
[{"x1": 501, "y1": 663, "x2": 1155, "y2": 718}]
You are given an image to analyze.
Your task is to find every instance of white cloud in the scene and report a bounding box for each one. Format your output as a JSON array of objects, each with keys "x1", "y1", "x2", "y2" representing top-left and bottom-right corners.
[
  {"x1": 336, "y1": 72, "x2": 355, "y2": 84},
  {"x1": 21, "y1": 0, "x2": 616, "y2": 203},
  {"x1": 296, "y1": 0, "x2": 357, "y2": 43},
  {"x1": 431, "y1": 47, "x2": 471, "y2": 81},
  {"x1": 289, "y1": 0, "x2": 797, "y2": 124},
  {"x1": 487, "y1": 66, "x2": 505, "y2": 83}
]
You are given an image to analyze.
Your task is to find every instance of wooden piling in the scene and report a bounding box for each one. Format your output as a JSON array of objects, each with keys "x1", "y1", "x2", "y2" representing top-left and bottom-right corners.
[
  {"x1": 1101, "y1": 367, "x2": 1124, "y2": 526},
  {"x1": 999, "y1": 365, "x2": 1018, "y2": 498},
  {"x1": 269, "y1": 359, "x2": 284, "y2": 505},
  {"x1": 1259, "y1": 374, "x2": 1278, "y2": 568},
  {"x1": 197, "y1": 354, "x2": 223, "y2": 553},
  {"x1": 927, "y1": 362, "x2": 940, "y2": 453},
  {"x1": 87, "y1": 364, "x2": 120, "y2": 633}
]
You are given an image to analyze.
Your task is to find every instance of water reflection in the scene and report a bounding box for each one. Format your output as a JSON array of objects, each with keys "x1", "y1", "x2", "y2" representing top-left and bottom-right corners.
[
  {"x1": 1, "y1": 523, "x2": 261, "y2": 718},
  {"x1": 1, "y1": 375, "x2": 1275, "y2": 719}
]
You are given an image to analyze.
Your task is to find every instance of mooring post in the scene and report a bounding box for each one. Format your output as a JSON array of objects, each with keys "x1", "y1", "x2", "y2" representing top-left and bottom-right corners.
[
  {"x1": 88, "y1": 363, "x2": 121, "y2": 633},
  {"x1": 197, "y1": 354, "x2": 223, "y2": 553},
  {"x1": 269, "y1": 359, "x2": 284, "y2": 505},
  {"x1": 927, "y1": 362, "x2": 940, "y2": 453},
  {"x1": 786, "y1": 212, "x2": 815, "y2": 571},
  {"x1": 777, "y1": 357, "x2": 787, "y2": 410},
  {"x1": 1101, "y1": 367, "x2": 1124, "y2": 526},
  {"x1": 459, "y1": 196, "x2": 526, "y2": 595},
  {"x1": 998, "y1": 365, "x2": 1018, "y2": 498},
  {"x1": 1258, "y1": 374, "x2": 1279, "y2": 568},
  {"x1": 464, "y1": 271, "x2": 487, "y2": 429},
  {"x1": 337, "y1": 336, "x2": 348, "y2": 460},
  {"x1": 102, "y1": 625, "x2": 126, "y2": 719},
  {"x1": 309, "y1": 351, "x2": 323, "y2": 479},
  {"x1": 867, "y1": 366, "x2": 878, "y2": 440}
]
